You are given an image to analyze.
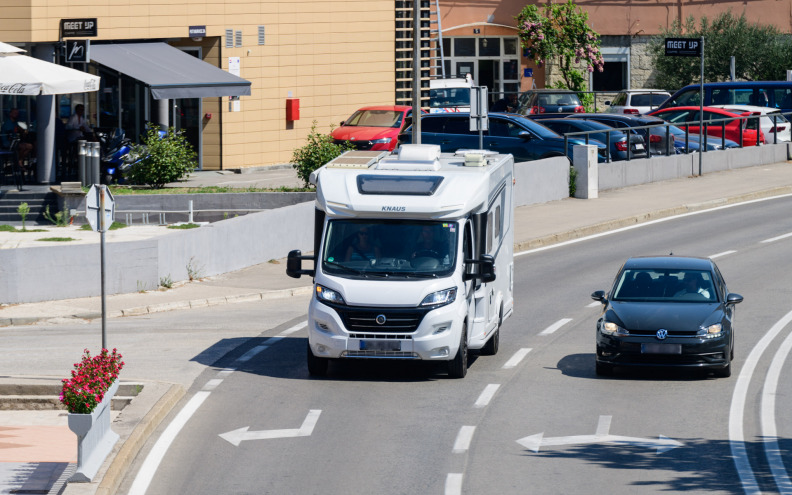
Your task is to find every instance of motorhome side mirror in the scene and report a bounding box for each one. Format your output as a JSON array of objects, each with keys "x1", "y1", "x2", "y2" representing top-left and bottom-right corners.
[
  {"x1": 591, "y1": 290, "x2": 606, "y2": 303},
  {"x1": 463, "y1": 255, "x2": 496, "y2": 282},
  {"x1": 286, "y1": 249, "x2": 316, "y2": 279}
]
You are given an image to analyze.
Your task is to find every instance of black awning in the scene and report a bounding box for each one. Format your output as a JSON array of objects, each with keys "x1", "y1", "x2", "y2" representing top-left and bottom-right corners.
[{"x1": 90, "y1": 42, "x2": 251, "y2": 99}]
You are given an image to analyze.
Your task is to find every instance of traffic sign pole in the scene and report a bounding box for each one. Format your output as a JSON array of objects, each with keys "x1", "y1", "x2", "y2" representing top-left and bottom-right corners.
[{"x1": 100, "y1": 185, "x2": 107, "y2": 349}]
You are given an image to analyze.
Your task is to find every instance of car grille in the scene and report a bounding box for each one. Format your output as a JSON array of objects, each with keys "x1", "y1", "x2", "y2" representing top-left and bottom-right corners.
[
  {"x1": 333, "y1": 139, "x2": 373, "y2": 150},
  {"x1": 328, "y1": 304, "x2": 431, "y2": 333},
  {"x1": 629, "y1": 329, "x2": 700, "y2": 337}
]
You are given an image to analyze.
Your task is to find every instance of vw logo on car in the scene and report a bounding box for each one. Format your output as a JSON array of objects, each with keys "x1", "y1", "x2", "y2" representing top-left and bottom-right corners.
[{"x1": 656, "y1": 329, "x2": 668, "y2": 340}]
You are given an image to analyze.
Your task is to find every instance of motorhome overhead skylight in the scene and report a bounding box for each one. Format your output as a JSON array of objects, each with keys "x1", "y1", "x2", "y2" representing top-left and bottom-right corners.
[
  {"x1": 357, "y1": 175, "x2": 443, "y2": 196},
  {"x1": 325, "y1": 150, "x2": 389, "y2": 169}
]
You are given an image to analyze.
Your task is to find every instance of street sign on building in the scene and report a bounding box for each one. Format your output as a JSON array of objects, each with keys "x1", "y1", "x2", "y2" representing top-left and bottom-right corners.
[
  {"x1": 85, "y1": 184, "x2": 115, "y2": 232},
  {"x1": 61, "y1": 19, "x2": 97, "y2": 38},
  {"x1": 65, "y1": 40, "x2": 90, "y2": 63},
  {"x1": 664, "y1": 38, "x2": 701, "y2": 57}
]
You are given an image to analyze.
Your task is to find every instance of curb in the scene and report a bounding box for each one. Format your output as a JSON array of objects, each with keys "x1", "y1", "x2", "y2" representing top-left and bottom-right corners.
[
  {"x1": 514, "y1": 185, "x2": 792, "y2": 252},
  {"x1": 93, "y1": 383, "x2": 186, "y2": 495}
]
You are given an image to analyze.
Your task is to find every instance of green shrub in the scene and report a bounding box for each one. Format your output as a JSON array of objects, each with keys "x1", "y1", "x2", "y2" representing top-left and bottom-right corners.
[
  {"x1": 291, "y1": 120, "x2": 353, "y2": 188},
  {"x1": 17, "y1": 202, "x2": 29, "y2": 231},
  {"x1": 126, "y1": 125, "x2": 197, "y2": 189},
  {"x1": 569, "y1": 166, "x2": 577, "y2": 197}
]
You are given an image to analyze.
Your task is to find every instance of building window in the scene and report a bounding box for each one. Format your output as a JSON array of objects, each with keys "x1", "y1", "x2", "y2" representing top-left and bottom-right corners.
[
  {"x1": 592, "y1": 47, "x2": 629, "y2": 91},
  {"x1": 444, "y1": 36, "x2": 520, "y2": 102}
]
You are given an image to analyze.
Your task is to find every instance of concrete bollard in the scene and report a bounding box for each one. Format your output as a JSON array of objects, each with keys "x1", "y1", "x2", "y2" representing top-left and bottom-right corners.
[
  {"x1": 573, "y1": 144, "x2": 598, "y2": 199},
  {"x1": 91, "y1": 142, "x2": 101, "y2": 185}
]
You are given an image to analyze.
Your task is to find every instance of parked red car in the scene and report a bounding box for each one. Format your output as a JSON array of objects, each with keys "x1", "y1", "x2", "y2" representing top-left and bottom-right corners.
[
  {"x1": 647, "y1": 106, "x2": 764, "y2": 146},
  {"x1": 331, "y1": 105, "x2": 422, "y2": 152}
]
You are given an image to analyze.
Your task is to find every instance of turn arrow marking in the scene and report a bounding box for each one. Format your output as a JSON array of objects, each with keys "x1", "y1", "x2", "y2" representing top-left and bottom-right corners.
[
  {"x1": 220, "y1": 409, "x2": 322, "y2": 447},
  {"x1": 516, "y1": 415, "x2": 683, "y2": 455}
]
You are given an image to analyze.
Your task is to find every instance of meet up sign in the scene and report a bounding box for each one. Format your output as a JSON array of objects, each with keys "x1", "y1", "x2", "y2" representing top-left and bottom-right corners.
[
  {"x1": 664, "y1": 38, "x2": 701, "y2": 57},
  {"x1": 61, "y1": 18, "x2": 97, "y2": 38}
]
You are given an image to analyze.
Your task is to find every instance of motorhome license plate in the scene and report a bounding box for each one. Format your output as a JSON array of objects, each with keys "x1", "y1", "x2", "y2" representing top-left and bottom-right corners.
[
  {"x1": 641, "y1": 343, "x2": 681, "y2": 354},
  {"x1": 360, "y1": 340, "x2": 401, "y2": 352}
]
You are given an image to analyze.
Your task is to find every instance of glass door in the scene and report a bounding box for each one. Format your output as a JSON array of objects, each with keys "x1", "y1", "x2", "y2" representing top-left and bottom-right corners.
[{"x1": 172, "y1": 98, "x2": 202, "y2": 170}]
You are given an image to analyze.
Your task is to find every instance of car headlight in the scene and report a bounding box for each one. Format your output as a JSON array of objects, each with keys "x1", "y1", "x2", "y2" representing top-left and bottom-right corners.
[
  {"x1": 420, "y1": 287, "x2": 457, "y2": 307},
  {"x1": 315, "y1": 285, "x2": 345, "y2": 305},
  {"x1": 698, "y1": 323, "x2": 723, "y2": 338},
  {"x1": 370, "y1": 138, "x2": 392, "y2": 144},
  {"x1": 600, "y1": 320, "x2": 629, "y2": 336}
]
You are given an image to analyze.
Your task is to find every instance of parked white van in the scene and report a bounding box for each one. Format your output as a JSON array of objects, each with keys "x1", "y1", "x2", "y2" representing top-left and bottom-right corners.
[{"x1": 287, "y1": 145, "x2": 514, "y2": 378}]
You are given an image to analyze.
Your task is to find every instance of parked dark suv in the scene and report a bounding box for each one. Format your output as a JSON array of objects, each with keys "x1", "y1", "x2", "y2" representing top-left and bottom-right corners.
[
  {"x1": 398, "y1": 112, "x2": 608, "y2": 163},
  {"x1": 517, "y1": 89, "x2": 585, "y2": 117}
]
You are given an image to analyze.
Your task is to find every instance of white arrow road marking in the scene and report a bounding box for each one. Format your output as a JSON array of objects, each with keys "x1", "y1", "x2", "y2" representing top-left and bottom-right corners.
[
  {"x1": 220, "y1": 409, "x2": 322, "y2": 447},
  {"x1": 516, "y1": 415, "x2": 683, "y2": 455}
]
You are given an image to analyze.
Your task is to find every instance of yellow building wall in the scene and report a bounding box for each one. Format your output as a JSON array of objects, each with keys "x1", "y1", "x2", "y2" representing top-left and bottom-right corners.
[{"x1": 0, "y1": 0, "x2": 395, "y2": 169}]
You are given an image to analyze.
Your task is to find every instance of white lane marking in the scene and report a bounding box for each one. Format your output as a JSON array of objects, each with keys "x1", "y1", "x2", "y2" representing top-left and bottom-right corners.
[
  {"x1": 237, "y1": 345, "x2": 268, "y2": 362},
  {"x1": 445, "y1": 473, "x2": 463, "y2": 495},
  {"x1": 762, "y1": 325, "x2": 792, "y2": 492},
  {"x1": 515, "y1": 193, "x2": 792, "y2": 257},
  {"x1": 502, "y1": 348, "x2": 532, "y2": 369},
  {"x1": 219, "y1": 410, "x2": 322, "y2": 446},
  {"x1": 730, "y1": 309, "x2": 792, "y2": 494},
  {"x1": 709, "y1": 250, "x2": 737, "y2": 259},
  {"x1": 280, "y1": 321, "x2": 308, "y2": 336},
  {"x1": 217, "y1": 368, "x2": 235, "y2": 378},
  {"x1": 202, "y1": 378, "x2": 223, "y2": 392},
  {"x1": 516, "y1": 415, "x2": 683, "y2": 454},
  {"x1": 761, "y1": 232, "x2": 792, "y2": 243},
  {"x1": 474, "y1": 384, "x2": 500, "y2": 408},
  {"x1": 452, "y1": 426, "x2": 476, "y2": 453},
  {"x1": 538, "y1": 318, "x2": 573, "y2": 336},
  {"x1": 128, "y1": 391, "x2": 210, "y2": 495},
  {"x1": 587, "y1": 301, "x2": 602, "y2": 308}
]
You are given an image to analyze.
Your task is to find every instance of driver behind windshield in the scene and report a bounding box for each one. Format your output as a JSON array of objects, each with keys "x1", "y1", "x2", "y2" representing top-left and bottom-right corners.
[{"x1": 411, "y1": 225, "x2": 447, "y2": 259}]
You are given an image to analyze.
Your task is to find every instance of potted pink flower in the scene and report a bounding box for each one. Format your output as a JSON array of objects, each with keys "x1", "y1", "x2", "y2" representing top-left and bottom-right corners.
[{"x1": 61, "y1": 348, "x2": 125, "y2": 482}]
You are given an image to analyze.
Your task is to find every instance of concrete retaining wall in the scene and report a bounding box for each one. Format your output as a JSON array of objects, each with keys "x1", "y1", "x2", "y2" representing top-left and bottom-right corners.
[{"x1": 514, "y1": 157, "x2": 569, "y2": 207}]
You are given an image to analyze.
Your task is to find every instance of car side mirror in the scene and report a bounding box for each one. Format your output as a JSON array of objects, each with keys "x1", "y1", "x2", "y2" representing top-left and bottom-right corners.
[
  {"x1": 340, "y1": 121, "x2": 345, "y2": 126},
  {"x1": 726, "y1": 293, "x2": 744, "y2": 305},
  {"x1": 463, "y1": 254, "x2": 496, "y2": 283},
  {"x1": 518, "y1": 131, "x2": 532, "y2": 141},
  {"x1": 286, "y1": 249, "x2": 316, "y2": 279},
  {"x1": 604, "y1": 100, "x2": 611, "y2": 106},
  {"x1": 591, "y1": 290, "x2": 607, "y2": 303}
]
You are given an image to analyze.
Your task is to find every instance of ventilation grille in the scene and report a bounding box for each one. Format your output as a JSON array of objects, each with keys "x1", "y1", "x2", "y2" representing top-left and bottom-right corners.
[
  {"x1": 225, "y1": 29, "x2": 233, "y2": 48},
  {"x1": 235, "y1": 30, "x2": 243, "y2": 48},
  {"x1": 258, "y1": 26, "x2": 266, "y2": 45}
]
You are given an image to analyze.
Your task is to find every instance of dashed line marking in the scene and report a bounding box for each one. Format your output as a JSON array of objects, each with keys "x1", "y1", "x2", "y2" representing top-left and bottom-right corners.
[
  {"x1": 587, "y1": 301, "x2": 601, "y2": 308},
  {"x1": 539, "y1": 318, "x2": 573, "y2": 336},
  {"x1": 710, "y1": 250, "x2": 737, "y2": 259},
  {"x1": 445, "y1": 473, "x2": 463, "y2": 495},
  {"x1": 453, "y1": 426, "x2": 476, "y2": 453},
  {"x1": 202, "y1": 379, "x2": 223, "y2": 392},
  {"x1": 502, "y1": 348, "x2": 531, "y2": 369},
  {"x1": 761, "y1": 232, "x2": 792, "y2": 243},
  {"x1": 237, "y1": 345, "x2": 268, "y2": 362},
  {"x1": 474, "y1": 384, "x2": 501, "y2": 408}
]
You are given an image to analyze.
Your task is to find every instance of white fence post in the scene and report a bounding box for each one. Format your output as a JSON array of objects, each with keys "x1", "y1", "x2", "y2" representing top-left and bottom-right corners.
[{"x1": 573, "y1": 144, "x2": 598, "y2": 199}]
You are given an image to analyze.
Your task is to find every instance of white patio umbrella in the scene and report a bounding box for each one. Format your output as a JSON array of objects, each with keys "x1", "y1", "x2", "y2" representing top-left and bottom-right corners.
[
  {"x1": 0, "y1": 42, "x2": 25, "y2": 54},
  {"x1": 0, "y1": 51, "x2": 100, "y2": 96}
]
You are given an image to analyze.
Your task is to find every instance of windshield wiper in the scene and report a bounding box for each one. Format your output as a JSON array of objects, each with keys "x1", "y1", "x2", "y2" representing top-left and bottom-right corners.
[
  {"x1": 404, "y1": 272, "x2": 438, "y2": 279},
  {"x1": 366, "y1": 271, "x2": 391, "y2": 278},
  {"x1": 324, "y1": 260, "x2": 366, "y2": 276}
]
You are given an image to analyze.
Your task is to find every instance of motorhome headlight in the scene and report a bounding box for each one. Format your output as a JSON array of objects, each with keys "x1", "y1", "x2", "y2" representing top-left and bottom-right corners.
[
  {"x1": 420, "y1": 287, "x2": 457, "y2": 308},
  {"x1": 315, "y1": 285, "x2": 345, "y2": 305}
]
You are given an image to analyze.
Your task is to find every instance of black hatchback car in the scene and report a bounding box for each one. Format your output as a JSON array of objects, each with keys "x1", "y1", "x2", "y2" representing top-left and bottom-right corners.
[{"x1": 591, "y1": 256, "x2": 743, "y2": 377}]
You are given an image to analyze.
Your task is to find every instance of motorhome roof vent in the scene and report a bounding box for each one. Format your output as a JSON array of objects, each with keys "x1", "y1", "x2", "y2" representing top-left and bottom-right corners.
[
  {"x1": 376, "y1": 144, "x2": 442, "y2": 171},
  {"x1": 325, "y1": 150, "x2": 390, "y2": 169}
]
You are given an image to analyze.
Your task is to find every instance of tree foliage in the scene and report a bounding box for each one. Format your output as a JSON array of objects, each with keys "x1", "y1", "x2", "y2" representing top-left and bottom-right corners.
[
  {"x1": 516, "y1": 0, "x2": 604, "y2": 93},
  {"x1": 126, "y1": 126, "x2": 196, "y2": 189},
  {"x1": 291, "y1": 121, "x2": 353, "y2": 188},
  {"x1": 649, "y1": 11, "x2": 792, "y2": 91}
]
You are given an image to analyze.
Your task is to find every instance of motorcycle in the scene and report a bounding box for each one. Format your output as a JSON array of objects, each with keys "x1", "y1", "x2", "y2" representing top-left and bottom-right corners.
[{"x1": 95, "y1": 128, "x2": 133, "y2": 184}]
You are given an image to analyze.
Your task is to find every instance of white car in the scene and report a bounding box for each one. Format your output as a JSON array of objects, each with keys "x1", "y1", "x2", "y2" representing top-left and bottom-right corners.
[
  {"x1": 709, "y1": 104, "x2": 791, "y2": 143},
  {"x1": 605, "y1": 89, "x2": 671, "y2": 115}
]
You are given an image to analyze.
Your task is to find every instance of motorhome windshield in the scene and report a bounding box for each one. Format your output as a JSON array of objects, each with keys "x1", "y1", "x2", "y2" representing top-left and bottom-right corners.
[
  {"x1": 322, "y1": 220, "x2": 458, "y2": 278},
  {"x1": 429, "y1": 88, "x2": 471, "y2": 110}
]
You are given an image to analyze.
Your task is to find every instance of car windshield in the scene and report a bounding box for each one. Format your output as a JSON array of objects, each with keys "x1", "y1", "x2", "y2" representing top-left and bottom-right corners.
[
  {"x1": 611, "y1": 269, "x2": 718, "y2": 303},
  {"x1": 536, "y1": 93, "x2": 581, "y2": 106},
  {"x1": 429, "y1": 88, "x2": 471, "y2": 109},
  {"x1": 345, "y1": 110, "x2": 404, "y2": 128},
  {"x1": 322, "y1": 219, "x2": 458, "y2": 279},
  {"x1": 631, "y1": 94, "x2": 669, "y2": 107}
]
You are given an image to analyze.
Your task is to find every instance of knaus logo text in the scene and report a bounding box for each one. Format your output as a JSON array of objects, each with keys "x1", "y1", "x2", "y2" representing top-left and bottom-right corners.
[{"x1": 382, "y1": 206, "x2": 406, "y2": 212}]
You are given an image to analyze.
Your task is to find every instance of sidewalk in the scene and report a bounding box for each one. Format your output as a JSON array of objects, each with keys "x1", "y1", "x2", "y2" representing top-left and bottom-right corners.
[{"x1": 1, "y1": 161, "x2": 792, "y2": 495}]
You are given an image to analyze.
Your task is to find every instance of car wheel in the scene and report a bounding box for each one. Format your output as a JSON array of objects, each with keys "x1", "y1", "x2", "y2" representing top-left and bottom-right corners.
[
  {"x1": 481, "y1": 308, "x2": 501, "y2": 356},
  {"x1": 306, "y1": 342, "x2": 329, "y2": 377},
  {"x1": 595, "y1": 360, "x2": 614, "y2": 376},
  {"x1": 448, "y1": 323, "x2": 468, "y2": 378}
]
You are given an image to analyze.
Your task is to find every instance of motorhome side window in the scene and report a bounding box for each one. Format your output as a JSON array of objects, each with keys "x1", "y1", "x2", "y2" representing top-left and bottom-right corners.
[
  {"x1": 486, "y1": 195, "x2": 504, "y2": 255},
  {"x1": 321, "y1": 219, "x2": 458, "y2": 278}
]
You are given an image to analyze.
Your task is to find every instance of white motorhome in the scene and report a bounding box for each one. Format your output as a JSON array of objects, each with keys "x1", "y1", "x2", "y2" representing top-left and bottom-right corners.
[
  {"x1": 429, "y1": 76, "x2": 474, "y2": 113},
  {"x1": 287, "y1": 145, "x2": 514, "y2": 378}
]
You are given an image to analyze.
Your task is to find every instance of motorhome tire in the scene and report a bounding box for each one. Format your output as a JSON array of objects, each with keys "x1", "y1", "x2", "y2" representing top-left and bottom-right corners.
[
  {"x1": 307, "y1": 343, "x2": 329, "y2": 376},
  {"x1": 448, "y1": 323, "x2": 468, "y2": 378}
]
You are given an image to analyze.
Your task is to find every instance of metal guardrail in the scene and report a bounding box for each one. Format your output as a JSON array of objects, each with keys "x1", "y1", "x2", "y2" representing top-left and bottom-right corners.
[{"x1": 116, "y1": 200, "x2": 266, "y2": 225}]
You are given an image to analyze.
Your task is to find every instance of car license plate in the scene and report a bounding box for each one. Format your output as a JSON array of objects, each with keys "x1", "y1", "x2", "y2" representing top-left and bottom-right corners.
[
  {"x1": 641, "y1": 343, "x2": 681, "y2": 354},
  {"x1": 635, "y1": 143, "x2": 645, "y2": 150},
  {"x1": 360, "y1": 340, "x2": 401, "y2": 352}
]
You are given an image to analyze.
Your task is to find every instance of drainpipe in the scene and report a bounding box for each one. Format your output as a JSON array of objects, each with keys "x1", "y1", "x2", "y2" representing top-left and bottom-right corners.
[{"x1": 33, "y1": 44, "x2": 57, "y2": 184}]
